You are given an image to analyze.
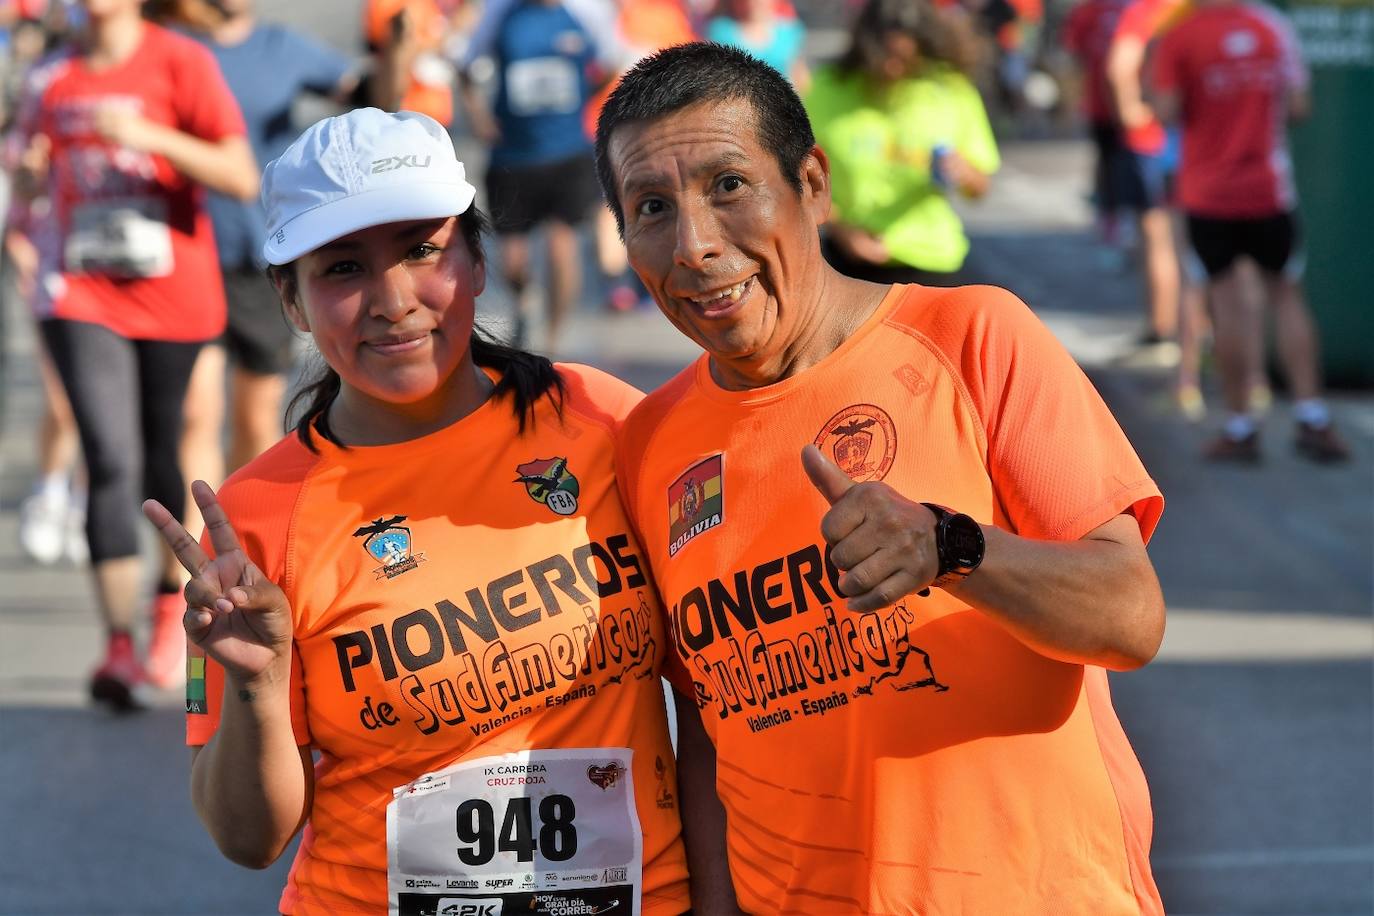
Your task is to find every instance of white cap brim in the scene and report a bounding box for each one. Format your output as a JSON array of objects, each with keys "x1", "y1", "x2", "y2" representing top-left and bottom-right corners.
[{"x1": 261, "y1": 180, "x2": 476, "y2": 266}]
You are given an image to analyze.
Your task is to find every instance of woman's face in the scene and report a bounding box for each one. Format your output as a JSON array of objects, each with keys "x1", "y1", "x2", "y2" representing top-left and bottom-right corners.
[
  {"x1": 80, "y1": 0, "x2": 143, "y2": 20},
  {"x1": 285, "y1": 216, "x2": 485, "y2": 413},
  {"x1": 874, "y1": 31, "x2": 920, "y2": 83}
]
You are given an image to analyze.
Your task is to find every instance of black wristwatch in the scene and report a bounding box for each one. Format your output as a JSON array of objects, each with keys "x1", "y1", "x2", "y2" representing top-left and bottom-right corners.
[{"x1": 921, "y1": 503, "x2": 985, "y2": 591}]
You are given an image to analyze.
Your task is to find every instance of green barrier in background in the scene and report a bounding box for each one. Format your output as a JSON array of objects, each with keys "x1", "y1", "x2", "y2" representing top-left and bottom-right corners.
[{"x1": 1281, "y1": 0, "x2": 1374, "y2": 387}]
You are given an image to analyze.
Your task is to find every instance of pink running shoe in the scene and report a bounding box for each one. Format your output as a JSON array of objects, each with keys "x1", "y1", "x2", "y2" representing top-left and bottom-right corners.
[
  {"x1": 90, "y1": 632, "x2": 147, "y2": 712},
  {"x1": 145, "y1": 592, "x2": 188, "y2": 690}
]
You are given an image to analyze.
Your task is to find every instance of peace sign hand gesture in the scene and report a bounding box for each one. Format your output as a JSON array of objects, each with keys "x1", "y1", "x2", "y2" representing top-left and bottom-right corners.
[{"x1": 142, "y1": 481, "x2": 293, "y2": 685}]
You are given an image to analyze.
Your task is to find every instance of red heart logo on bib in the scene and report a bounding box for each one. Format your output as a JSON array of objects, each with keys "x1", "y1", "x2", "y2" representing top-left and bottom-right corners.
[{"x1": 587, "y1": 763, "x2": 625, "y2": 791}]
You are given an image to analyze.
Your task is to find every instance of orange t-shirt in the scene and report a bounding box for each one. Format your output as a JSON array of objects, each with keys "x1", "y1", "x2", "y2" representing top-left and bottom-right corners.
[
  {"x1": 187, "y1": 364, "x2": 688, "y2": 916},
  {"x1": 615, "y1": 285, "x2": 1166, "y2": 915},
  {"x1": 365, "y1": 0, "x2": 454, "y2": 125}
]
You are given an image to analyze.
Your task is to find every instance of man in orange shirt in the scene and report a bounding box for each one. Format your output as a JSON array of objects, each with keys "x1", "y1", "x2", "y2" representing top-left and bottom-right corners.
[{"x1": 596, "y1": 42, "x2": 1168, "y2": 914}]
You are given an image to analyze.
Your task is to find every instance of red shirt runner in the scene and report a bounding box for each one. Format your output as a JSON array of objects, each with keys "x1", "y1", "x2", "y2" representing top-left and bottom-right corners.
[
  {"x1": 1065, "y1": 0, "x2": 1133, "y2": 123},
  {"x1": 1152, "y1": 1, "x2": 1307, "y2": 218},
  {"x1": 21, "y1": 23, "x2": 244, "y2": 341}
]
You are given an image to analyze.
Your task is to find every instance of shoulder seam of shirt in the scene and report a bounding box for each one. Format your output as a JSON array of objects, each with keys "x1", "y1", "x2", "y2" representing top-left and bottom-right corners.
[
  {"x1": 880, "y1": 289, "x2": 992, "y2": 463},
  {"x1": 281, "y1": 443, "x2": 328, "y2": 602},
  {"x1": 620, "y1": 364, "x2": 699, "y2": 537},
  {"x1": 557, "y1": 372, "x2": 623, "y2": 441}
]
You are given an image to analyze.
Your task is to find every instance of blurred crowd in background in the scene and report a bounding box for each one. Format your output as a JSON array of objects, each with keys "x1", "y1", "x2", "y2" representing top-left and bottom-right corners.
[{"x1": 0, "y1": 0, "x2": 1351, "y2": 705}]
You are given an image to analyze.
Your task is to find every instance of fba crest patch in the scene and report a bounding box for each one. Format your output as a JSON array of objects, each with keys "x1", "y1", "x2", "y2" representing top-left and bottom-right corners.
[
  {"x1": 815, "y1": 404, "x2": 897, "y2": 482},
  {"x1": 515, "y1": 456, "x2": 580, "y2": 516},
  {"x1": 353, "y1": 515, "x2": 425, "y2": 579},
  {"x1": 668, "y1": 454, "x2": 723, "y2": 557}
]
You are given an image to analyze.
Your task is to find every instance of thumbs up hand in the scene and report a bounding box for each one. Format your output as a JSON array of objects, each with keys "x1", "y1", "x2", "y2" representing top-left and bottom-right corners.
[{"x1": 801, "y1": 444, "x2": 940, "y2": 612}]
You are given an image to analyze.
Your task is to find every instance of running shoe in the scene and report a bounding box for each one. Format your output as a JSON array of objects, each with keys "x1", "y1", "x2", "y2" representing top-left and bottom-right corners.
[
  {"x1": 65, "y1": 501, "x2": 89, "y2": 566},
  {"x1": 1116, "y1": 332, "x2": 1182, "y2": 370},
  {"x1": 18, "y1": 487, "x2": 68, "y2": 565},
  {"x1": 145, "y1": 592, "x2": 188, "y2": 690},
  {"x1": 1295, "y1": 421, "x2": 1351, "y2": 464},
  {"x1": 607, "y1": 282, "x2": 639, "y2": 313},
  {"x1": 1176, "y1": 384, "x2": 1206, "y2": 422},
  {"x1": 90, "y1": 632, "x2": 147, "y2": 712},
  {"x1": 1203, "y1": 430, "x2": 1261, "y2": 464}
]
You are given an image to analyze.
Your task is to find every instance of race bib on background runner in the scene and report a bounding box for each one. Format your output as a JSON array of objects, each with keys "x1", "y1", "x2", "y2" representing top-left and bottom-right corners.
[
  {"x1": 505, "y1": 57, "x2": 580, "y2": 117},
  {"x1": 387, "y1": 748, "x2": 642, "y2": 916},
  {"x1": 64, "y1": 197, "x2": 173, "y2": 278}
]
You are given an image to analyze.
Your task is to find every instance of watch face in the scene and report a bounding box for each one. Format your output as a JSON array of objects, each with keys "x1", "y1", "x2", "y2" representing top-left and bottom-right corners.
[{"x1": 946, "y1": 517, "x2": 985, "y2": 568}]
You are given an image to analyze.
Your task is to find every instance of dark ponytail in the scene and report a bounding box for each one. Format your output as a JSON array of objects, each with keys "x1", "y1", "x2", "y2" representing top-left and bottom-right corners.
[{"x1": 276, "y1": 206, "x2": 565, "y2": 452}]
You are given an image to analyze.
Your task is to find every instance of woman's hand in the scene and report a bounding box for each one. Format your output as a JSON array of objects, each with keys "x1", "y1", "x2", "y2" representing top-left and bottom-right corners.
[{"x1": 142, "y1": 481, "x2": 292, "y2": 685}]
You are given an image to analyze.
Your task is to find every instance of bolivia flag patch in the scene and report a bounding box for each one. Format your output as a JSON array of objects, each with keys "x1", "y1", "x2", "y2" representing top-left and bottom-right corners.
[
  {"x1": 186, "y1": 650, "x2": 208, "y2": 715},
  {"x1": 668, "y1": 454, "x2": 724, "y2": 557}
]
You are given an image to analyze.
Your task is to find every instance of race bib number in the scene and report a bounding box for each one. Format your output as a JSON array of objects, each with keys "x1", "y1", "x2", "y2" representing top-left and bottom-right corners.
[
  {"x1": 387, "y1": 748, "x2": 641, "y2": 916},
  {"x1": 506, "y1": 56, "x2": 580, "y2": 117},
  {"x1": 64, "y1": 197, "x2": 173, "y2": 278},
  {"x1": 412, "y1": 51, "x2": 455, "y2": 89}
]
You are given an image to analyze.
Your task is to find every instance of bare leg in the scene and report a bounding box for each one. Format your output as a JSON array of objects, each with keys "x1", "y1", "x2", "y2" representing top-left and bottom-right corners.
[
  {"x1": 544, "y1": 220, "x2": 581, "y2": 354},
  {"x1": 92, "y1": 555, "x2": 143, "y2": 632},
  {"x1": 35, "y1": 347, "x2": 80, "y2": 478},
  {"x1": 1176, "y1": 279, "x2": 1208, "y2": 418},
  {"x1": 1207, "y1": 266, "x2": 1261, "y2": 416},
  {"x1": 178, "y1": 344, "x2": 226, "y2": 581},
  {"x1": 1266, "y1": 273, "x2": 1322, "y2": 402},
  {"x1": 228, "y1": 366, "x2": 287, "y2": 474},
  {"x1": 595, "y1": 207, "x2": 627, "y2": 278},
  {"x1": 1139, "y1": 206, "x2": 1181, "y2": 340},
  {"x1": 501, "y1": 232, "x2": 533, "y2": 346}
]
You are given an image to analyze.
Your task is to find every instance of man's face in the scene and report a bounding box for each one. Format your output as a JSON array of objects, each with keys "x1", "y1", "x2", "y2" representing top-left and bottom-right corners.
[{"x1": 608, "y1": 98, "x2": 830, "y2": 384}]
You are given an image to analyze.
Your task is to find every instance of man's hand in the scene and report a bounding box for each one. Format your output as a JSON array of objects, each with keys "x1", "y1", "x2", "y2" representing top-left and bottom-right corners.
[
  {"x1": 142, "y1": 481, "x2": 293, "y2": 685},
  {"x1": 801, "y1": 444, "x2": 940, "y2": 612}
]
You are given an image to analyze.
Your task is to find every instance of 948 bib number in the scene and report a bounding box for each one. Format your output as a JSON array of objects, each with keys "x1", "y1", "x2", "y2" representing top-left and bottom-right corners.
[
  {"x1": 456, "y1": 794, "x2": 577, "y2": 865},
  {"x1": 387, "y1": 748, "x2": 643, "y2": 916}
]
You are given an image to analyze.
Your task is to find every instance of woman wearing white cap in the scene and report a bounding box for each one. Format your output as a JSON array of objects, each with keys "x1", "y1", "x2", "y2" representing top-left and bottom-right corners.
[{"x1": 142, "y1": 108, "x2": 689, "y2": 916}]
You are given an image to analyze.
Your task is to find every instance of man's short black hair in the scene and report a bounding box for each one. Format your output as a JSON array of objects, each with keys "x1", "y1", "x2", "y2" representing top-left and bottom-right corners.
[{"x1": 594, "y1": 42, "x2": 816, "y2": 236}]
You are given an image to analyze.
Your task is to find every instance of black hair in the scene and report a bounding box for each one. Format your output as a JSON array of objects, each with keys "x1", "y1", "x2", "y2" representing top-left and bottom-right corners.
[
  {"x1": 837, "y1": 0, "x2": 978, "y2": 78},
  {"x1": 272, "y1": 206, "x2": 563, "y2": 452},
  {"x1": 593, "y1": 41, "x2": 815, "y2": 236}
]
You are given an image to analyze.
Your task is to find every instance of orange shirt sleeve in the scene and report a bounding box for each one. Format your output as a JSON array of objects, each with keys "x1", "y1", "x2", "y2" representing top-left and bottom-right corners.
[
  {"x1": 185, "y1": 441, "x2": 317, "y2": 747},
  {"x1": 912, "y1": 285, "x2": 1164, "y2": 542}
]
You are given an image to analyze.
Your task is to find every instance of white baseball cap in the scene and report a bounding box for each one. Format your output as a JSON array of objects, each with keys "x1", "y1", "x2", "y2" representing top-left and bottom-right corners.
[{"x1": 261, "y1": 108, "x2": 477, "y2": 266}]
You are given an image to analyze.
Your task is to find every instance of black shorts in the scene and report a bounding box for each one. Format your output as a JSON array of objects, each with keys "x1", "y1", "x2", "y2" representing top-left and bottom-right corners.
[
  {"x1": 1185, "y1": 211, "x2": 1302, "y2": 279},
  {"x1": 1090, "y1": 120, "x2": 1171, "y2": 212},
  {"x1": 221, "y1": 266, "x2": 294, "y2": 375},
  {"x1": 485, "y1": 152, "x2": 600, "y2": 234}
]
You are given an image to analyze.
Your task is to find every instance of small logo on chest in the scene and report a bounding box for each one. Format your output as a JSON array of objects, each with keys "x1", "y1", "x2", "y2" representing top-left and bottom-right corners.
[
  {"x1": 514, "y1": 456, "x2": 580, "y2": 516},
  {"x1": 815, "y1": 404, "x2": 898, "y2": 482},
  {"x1": 352, "y1": 515, "x2": 425, "y2": 579},
  {"x1": 668, "y1": 454, "x2": 724, "y2": 557}
]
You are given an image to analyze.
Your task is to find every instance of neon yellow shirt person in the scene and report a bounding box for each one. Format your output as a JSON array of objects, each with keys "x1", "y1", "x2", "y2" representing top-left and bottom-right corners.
[{"x1": 806, "y1": 63, "x2": 1000, "y2": 274}]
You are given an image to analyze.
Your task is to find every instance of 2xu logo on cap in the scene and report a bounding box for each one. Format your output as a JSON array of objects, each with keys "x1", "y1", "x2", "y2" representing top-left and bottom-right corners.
[{"x1": 372, "y1": 154, "x2": 433, "y2": 173}]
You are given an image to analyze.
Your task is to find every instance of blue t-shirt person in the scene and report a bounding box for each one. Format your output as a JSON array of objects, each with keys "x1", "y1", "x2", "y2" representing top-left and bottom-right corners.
[
  {"x1": 706, "y1": 14, "x2": 806, "y2": 81},
  {"x1": 195, "y1": 24, "x2": 353, "y2": 269},
  {"x1": 469, "y1": 1, "x2": 602, "y2": 169}
]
